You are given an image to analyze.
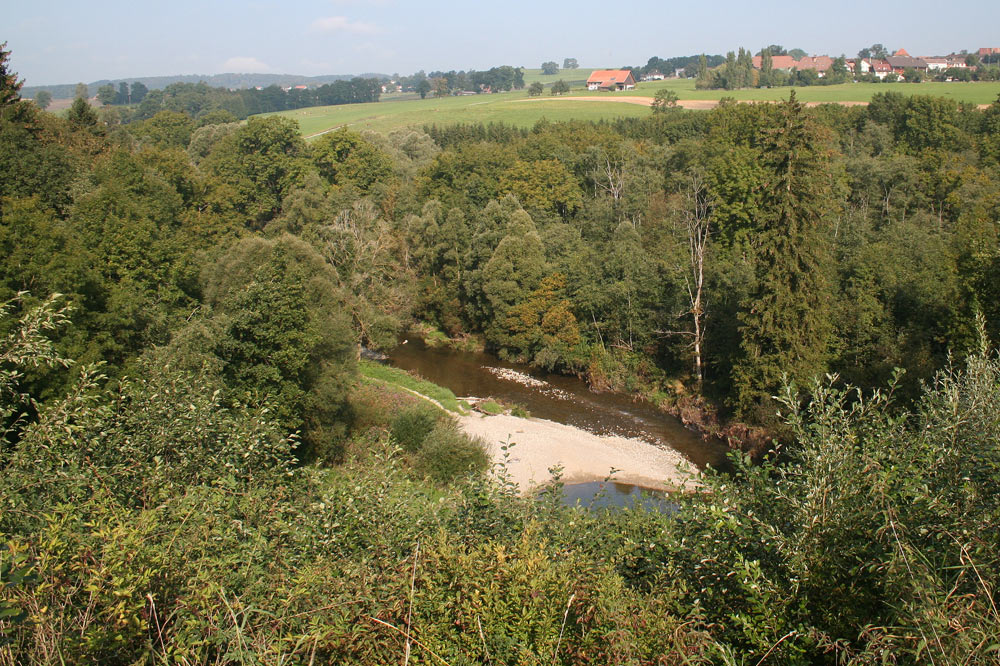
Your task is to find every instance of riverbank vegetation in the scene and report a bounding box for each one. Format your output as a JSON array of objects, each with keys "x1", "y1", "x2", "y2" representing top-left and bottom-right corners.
[{"x1": 3, "y1": 44, "x2": 1000, "y2": 662}]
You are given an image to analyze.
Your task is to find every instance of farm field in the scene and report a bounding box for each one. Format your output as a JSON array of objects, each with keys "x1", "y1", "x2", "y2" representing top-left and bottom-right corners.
[
  {"x1": 273, "y1": 94, "x2": 653, "y2": 137},
  {"x1": 272, "y1": 78, "x2": 1000, "y2": 137},
  {"x1": 565, "y1": 78, "x2": 1000, "y2": 104},
  {"x1": 521, "y1": 67, "x2": 591, "y2": 87}
]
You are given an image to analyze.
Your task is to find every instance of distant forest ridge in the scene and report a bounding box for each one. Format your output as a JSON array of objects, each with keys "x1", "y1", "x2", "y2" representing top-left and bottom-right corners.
[
  {"x1": 20, "y1": 53, "x2": 737, "y2": 100},
  {"x1": 21, "y1": 71, "x2": 391, "y2": 99}
]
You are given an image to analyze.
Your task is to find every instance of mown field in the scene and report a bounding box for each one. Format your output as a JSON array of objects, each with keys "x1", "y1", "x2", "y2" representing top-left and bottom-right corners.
[
  {"x1": 273, "y1": 76, "x2": 1000, "y2": 137},
  {"x1": 585, "y1": 78, "x2": 1000, "y2": 103},
  {"x1": 274, "y1": 94, "x2": 653, "y2": 136}
]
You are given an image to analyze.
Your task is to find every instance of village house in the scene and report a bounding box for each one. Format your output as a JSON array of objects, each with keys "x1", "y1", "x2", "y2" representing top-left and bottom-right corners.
[
  {"x1": 978, "y1": 47, "x2": 1000, "y2": 57},
  {"x1": 641, "y1": 71, "x2": 665, "y2": 81},
  {"x1": 751, "y1": 55, "x2": 798, "y2": 72},
  {"x1": 586, "y1": 70, "x2": 636, "y2": 91},
  {"x1": 863, "y1": 59, "x2": 894, "y2": 79},
  {"x1": 751, "y1": 54, "x2": 833, "y2": 76},
  {"x1": 886, "y1": 49, "x2": 928, "y2": 76},
  {"x1": 794, "y1": 55, "x2": 834, "y2": 76}
]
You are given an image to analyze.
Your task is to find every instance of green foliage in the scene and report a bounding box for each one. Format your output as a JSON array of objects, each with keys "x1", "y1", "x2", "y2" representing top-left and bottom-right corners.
[
  {"x1": 31, "y1": 90, "x2": 50, "y2": 110},
  {"x1": 731, "y1": 95, "x2": 835, "y2": 418},
  {"x1": 205, "y1": 115, "x2": 308, "y2": 229},
  {"x1": 651, "y1": 87, "x2": 679, "y2": 112},
  {"x1": 478, "y1": 399, "x2": 503, "y2": 415},
  {"x1": 413, "y1": 420, "x2": 488, "y2": 484},
  {"x1": 0, "y1": 42, "x2": 22, "y2": 108},
  {"x1": 391, "y1": 406, "x2": 439, "y2": 452},
  {"x1": 202, "y1": 235, "x2": 356, "y2": 461},
  {"x1": 359, "y1": 360, "x2": 463, "y2": 413},
  {"x1": 310, "y1": 128, "x2": 394, "y2": 193},
  {"x1": 550, "y1": 79, "x2": 570, "y2": 95}
]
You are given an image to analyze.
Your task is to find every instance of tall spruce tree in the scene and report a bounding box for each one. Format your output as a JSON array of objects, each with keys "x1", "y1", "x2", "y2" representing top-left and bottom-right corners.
[{"x1": 732, "y1": 92, "x2": 835, "y2": 420}]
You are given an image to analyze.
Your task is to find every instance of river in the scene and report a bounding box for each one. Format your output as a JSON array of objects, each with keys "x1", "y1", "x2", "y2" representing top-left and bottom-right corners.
[{"x1": 388, "y1": 340, "x2": 732, "y2": 491}]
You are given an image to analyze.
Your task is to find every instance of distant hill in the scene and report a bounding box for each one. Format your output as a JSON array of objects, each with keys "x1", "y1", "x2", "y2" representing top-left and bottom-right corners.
[{"x1": 22, "y1": 72, "x2": 391, "y2": 100}]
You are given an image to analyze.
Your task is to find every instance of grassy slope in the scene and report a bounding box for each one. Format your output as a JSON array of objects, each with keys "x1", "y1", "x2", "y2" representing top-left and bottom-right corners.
[
  {"x1": 273, "y1": 76, "x2": 1000, "y2": 137},
  {"x1": 359, "y1": 360, "x2": 465, "y2": 413}
]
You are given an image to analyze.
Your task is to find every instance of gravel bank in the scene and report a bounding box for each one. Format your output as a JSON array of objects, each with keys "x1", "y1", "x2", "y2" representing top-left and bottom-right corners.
[{"x1": 458, "y1": 412, "x2": 699, "y2": 494}]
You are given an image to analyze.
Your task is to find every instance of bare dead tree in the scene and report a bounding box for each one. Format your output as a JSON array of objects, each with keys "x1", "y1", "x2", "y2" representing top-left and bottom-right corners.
[
  {"x1": 680, "y1": 170, "x2": 712, "y2": 390},
  {"x1": 590, "y1": 150, "x2": 627, "y2": 201}
]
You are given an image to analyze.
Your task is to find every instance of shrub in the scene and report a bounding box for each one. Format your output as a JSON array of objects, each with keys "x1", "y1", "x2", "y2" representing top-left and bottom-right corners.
[
  {"x1": 391, "y1": 407, "x2": 439, "y2": 452},
  {"x1": 414, "y1": 421, "x2": 488, "y2": 484}
]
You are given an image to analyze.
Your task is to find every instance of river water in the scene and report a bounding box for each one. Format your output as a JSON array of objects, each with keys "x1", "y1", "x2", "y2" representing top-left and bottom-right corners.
[{"x1": 388, "y1": 339, "x2": 732, "y2": 479}]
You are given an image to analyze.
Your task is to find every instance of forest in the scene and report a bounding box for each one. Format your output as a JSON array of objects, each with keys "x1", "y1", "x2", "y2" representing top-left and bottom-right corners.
[{"x1": 2, "y1": 41, "x2": 1000, "y2": 663}]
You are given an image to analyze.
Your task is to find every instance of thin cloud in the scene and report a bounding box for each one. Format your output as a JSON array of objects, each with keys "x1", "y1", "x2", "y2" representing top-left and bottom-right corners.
[
  {"x1": 221, "y1": 56, "x2": 274, "y2": 73},
  {"x1": 309, "y1": 16, "x2": 380, "y2": 35}
]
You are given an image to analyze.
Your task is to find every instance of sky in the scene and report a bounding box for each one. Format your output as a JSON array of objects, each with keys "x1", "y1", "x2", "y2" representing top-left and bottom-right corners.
[{"x1": 7, "y1": 0, "x2": 1000, "y2": 86}]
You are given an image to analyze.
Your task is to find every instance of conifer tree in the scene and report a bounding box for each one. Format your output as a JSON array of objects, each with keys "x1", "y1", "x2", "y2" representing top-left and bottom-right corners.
[
  {"x1": 0, "y1": 42, "x2": 22, "y2": 108},
  {"x1": 732, "y1": 92, "x2": 835, "y2": 419}
]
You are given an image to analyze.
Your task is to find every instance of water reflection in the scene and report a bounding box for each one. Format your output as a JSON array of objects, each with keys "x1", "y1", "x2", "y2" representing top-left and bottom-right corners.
[{"x1": 554, "y1": 481, "x2": 679, "y2": 513}]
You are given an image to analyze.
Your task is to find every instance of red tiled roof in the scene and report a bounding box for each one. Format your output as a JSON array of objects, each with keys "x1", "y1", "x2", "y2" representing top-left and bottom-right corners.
[
  {"x1": 795, "y1": 56, "x2": 834, "y2": 72},
  {"x1": 751, "y1": 55, "x2": 798, "y2": 70},
  {"x1": 586, "y1": 69, "x2": 635, "y2": 84},
  {"x1": 894, "y1": 48, "x2": 910, "y2": 56}
]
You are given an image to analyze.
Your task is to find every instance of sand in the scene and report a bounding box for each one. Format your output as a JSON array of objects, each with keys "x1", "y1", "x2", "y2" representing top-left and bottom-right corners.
[{"x1": 457, "y1": 412, "x2": 699, "y2": 494}]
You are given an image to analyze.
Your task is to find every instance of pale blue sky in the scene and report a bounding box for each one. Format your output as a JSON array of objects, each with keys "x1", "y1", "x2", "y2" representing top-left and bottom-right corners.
[{"x1": 7, "y1": 0, "x2": 1000, "y2": 85}]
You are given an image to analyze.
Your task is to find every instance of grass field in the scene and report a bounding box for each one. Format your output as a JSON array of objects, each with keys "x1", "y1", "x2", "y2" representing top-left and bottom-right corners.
[
  {"x1": 521, "y1": 67, "x2": 591, "y2": 87},
  {"x1": 563, "y1": 78, "x2": 1000, "y2": 104},
  {"x1": 275, "y1": 94, "x2": 652, "y2": 137},
  {"x1": 272, "y1": 77, "x2": 1000, "y2": 138}
]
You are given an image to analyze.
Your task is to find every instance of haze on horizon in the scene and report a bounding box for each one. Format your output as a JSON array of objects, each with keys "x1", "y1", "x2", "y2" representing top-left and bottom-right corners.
[{"x1": 7, "y1": 0, "x2": 1000, "y2": 86}]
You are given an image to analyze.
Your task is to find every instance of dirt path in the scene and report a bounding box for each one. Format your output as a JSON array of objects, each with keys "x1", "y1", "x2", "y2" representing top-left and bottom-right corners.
[{"x1": 458, "y1": 412, "x2": 699, "y2": 494}]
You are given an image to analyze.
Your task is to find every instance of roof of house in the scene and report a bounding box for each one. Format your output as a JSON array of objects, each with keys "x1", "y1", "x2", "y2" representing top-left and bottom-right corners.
[
  {"x1": 586, "y1": 69, "x2": 635, "y2": 84},
  {"x1": 868, "y1": 59, "x2": 893, "y2": 72},
  {"x1": 894, "y1": 48, "x2": 910, "y2": 56},
  {"x1": 751, "y1": 55, "x2": 798, "y2": 70},
  {"x1": 886, "y1": 55, "x2": 928, "y2": 69},
  {"x1": 795, "y1": 56, "x2": 834, "y2": 72}
]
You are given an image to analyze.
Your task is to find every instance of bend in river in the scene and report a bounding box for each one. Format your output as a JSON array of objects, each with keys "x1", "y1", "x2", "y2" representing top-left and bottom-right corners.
[{"x1": 389, "y1": 339, "x2": 731, "y2": 472}]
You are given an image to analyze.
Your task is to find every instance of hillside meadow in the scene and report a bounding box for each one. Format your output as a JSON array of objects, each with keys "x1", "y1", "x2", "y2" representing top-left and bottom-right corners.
[{"x1": 274, "y1": 77, "x2": 1000, "y2": 136}]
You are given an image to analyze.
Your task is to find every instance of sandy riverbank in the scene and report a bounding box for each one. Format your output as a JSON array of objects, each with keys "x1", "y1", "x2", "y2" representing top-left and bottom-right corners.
[{"x1": 457, "y1": 412, "x2": 699, "y2": 494}]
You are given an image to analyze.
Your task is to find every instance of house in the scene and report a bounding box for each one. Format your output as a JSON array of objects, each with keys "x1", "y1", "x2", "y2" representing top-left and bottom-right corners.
[
  {"x1": 752, "y1": 54, "x2": 833, "y2": 77},
  {"x1": 866, "y1": 59, "x2": 893, "y2": 79},
  {"x1": 885, "y1": 55, "x2": 928, "y2": 76},
  {"x1": 923, "y1": 57, "x2": 950, "y2": 71},
  {"x1": 751, "y1": 55, "x2": 798, "y2": 72},
  {"x1": 794, "y1": 56, "x2": 834, "y2": 77},
  {"x1": 586, "y1": 70, "x2": 636, "y2": 91},
  {"x1": 641, "y1": 71, "x2": 665, "y2": 81},
  {"x1": 978, "y1": 47, "x2": 1000, "y2": 57}
]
